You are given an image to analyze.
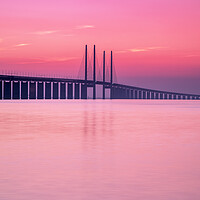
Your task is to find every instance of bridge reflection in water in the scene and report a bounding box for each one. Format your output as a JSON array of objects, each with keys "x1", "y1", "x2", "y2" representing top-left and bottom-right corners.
[{"x1": 0, "y1": 45, "x2": 200, "y2": 100}]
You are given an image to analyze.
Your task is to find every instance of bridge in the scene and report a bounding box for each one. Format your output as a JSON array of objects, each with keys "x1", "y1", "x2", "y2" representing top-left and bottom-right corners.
[{"x1": 0, "y1": 45, "x2": 200, "y2": 100}]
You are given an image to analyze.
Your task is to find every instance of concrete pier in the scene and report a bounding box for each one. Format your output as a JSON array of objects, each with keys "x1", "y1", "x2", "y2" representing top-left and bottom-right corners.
[
  {"x1": 29, "y1": 81, "x2": 36, "y2": 99},
  {"x1": 4, "y1": 81, "x2": 11, "y2": 99},
  {"x1": 81, "y1": 84, "x2": 87, "y2": 99},
  {"x1": 151, "y1": 92, "x2": 154, "y2": 99},
  {"x1": 45, "y1": 82, "x2": 51, "y2": 99},
  {"x1": 13, "y1": 81, "x2": 20, "y2": 99},
  {"x1": 60, "y1": 82, "x2": 66, "y2": 99},
  {"x1": 68, "y1": 83, "x2": 73, "y2": 99},
  {"x1": 37, "y1": 82, "x2": 44, "y2": 99},
  {"x1": 75, "y1": 83, "x2": 80, "y2": 99},
  {"x1": 147, "y1": 91, "x2": 150, "y2": 99},
  {"x1": 155, "y1": 93, "x2": 159, "y2": 99},
  {"x1": 53, "y1": 82, "x2": 58, "y2": 99},
  {"x1": 0, "y1": 81, "x2": 2, "y2": 99},
  {"x1": 21, "y1": 81, "x2": 28, "y2": 99},
  {"x1": 143, "y1": 91, "x2": 146, "y2": 99}
]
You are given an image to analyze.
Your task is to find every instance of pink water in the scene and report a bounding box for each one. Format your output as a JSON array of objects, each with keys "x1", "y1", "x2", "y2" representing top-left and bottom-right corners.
[{"x1": 0, "y1": 100, "x2": 200, "y2": 200}]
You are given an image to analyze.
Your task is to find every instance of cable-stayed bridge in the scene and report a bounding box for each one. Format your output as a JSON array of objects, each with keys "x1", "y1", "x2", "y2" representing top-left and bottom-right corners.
[{"x1": 0, "y1": 45, "x2": 199, "y2": 100}]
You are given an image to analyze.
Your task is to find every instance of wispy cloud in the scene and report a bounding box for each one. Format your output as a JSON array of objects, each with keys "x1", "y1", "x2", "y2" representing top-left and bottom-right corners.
[
  {"x1": 17, "y1": 57, "x2": 77, "y2": 64},
  {"x1": 115, "y1": 47, "x2": 167, "y2": 54},
  {"x1": 76, "y1": 25, "x2": 95, "y2": 29},
  {"x1": 129, "y1": 48, "x2": 149, "y2": 52},
  {"x1": 129, "y1": 47, "x2": 166, "y2": 53},
  {"x1": 48, "y1": 57, "x2": 77, "y2": 62},
  {"x1": 33, "y1": 30, "x2": 59, "y2": 35},
  {"x1": 15, "y1": 43, "x2": 31, "y2": 47}
]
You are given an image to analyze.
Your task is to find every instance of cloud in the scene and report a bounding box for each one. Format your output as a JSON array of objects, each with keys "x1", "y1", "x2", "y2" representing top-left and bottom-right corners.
[
  {"x1": 33, "y1": 30, "x2": 59, "y2": 35},
  {"x1": 115, "y1": 47, "x2": 167, "y2": 54},
  {"x1": 17, "y1": 57, "x2": 77, "y2": 64},
  {"x1": 15, "y1": 43, "x2": 31, "y2": 47},
  {"x1": 129, "y1": 48, "x2": 149, "y2": 52},
  {"x1": 129, "y1": 47, "x2": 166, "y2": 53},
  {"x1": 147, "y1": 47, "x2": 165, "y2": 50},
  {"x1": 76, "y1": 25, "x2": 95, "y2": 29},
  {"x1": 47, "y1": 57, "x2": 77, "y2": 62}
]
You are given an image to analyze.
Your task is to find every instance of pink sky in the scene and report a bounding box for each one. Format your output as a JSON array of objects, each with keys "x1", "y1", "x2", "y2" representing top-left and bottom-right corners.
[{"x1": 0, "y1": 0, "x2": 200, "y2": 93}]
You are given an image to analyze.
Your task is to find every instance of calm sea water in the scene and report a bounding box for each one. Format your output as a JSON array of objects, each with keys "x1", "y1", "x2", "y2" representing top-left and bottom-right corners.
[{"x1": 0, "y1": 100, "x2": 200, "y2": 200}]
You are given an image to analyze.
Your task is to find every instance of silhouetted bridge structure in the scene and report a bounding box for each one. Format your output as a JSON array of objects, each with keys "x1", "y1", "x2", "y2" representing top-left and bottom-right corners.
[{"x1": 0, "y1": 45, "x2": 200, "y2": 100}]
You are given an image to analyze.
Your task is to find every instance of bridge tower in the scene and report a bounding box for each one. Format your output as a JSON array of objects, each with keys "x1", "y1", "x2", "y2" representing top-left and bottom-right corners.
[
  {"x1": 85, "y1": 45, "x2": 87, "y2": 83},
  {"x1": 103, "y1": 51, "x2": 105, "y2": 99},
  {"x1": 93, "y1": 45, "x2": 96, "y2": 99},
  {"x1": 110, "y1": 51, "x2": 113, "y2": 99}
]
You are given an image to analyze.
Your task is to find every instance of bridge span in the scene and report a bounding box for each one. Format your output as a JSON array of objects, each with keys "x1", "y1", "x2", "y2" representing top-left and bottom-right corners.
[{"x1": 0, "y1": 45, "x2": 199, "y2": 100}]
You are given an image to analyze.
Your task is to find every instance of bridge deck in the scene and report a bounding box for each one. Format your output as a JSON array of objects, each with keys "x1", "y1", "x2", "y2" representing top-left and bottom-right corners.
[{"x1": 0, "y1": 75, "x2": 199, "y2": 99}]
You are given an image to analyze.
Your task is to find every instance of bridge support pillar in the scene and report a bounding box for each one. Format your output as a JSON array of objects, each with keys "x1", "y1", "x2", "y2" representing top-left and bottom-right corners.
[
  {"x1": 122, "y1": 88, "x2": 126, "y2": 99},
  {"x1": 183, "y1": 95, "x2": 186, "y2": 100},
  {"x1": 111, "y1": 87, "x2": 114, "y2": 99},
  {"x1": 13, "y1": 81, "x2": 20, "y2": 99},
  {"x1": 4, "y1": 81, "x2": 11, "y2": 99},
  {"x1": 0, "y1": 81, "x2": 2, "y2": 100},
  {"x1": 151, "y1": 92, "x2": 154, "y2": 99},
  {"x1": 155, "y1": 93, "x2": 159, "y2": 99},
  {"x1": 45, "y1": 82, "x2": 51, "y2": 99},
  {"x1": 134, "y1": 90, "x2": 138, "y2": 99},
  {"x1": 137, "y1": 90, "x2": 142, "y2": 99},
  {"x1": 164, "y1": 93, "x2": 168, "y2": 99},
  {"x1": 53, "y1": 82, "x2": 58, "y2": 99},
  {"x1": 81, "y1": 84, "x2": 87, "y2": 99},
  {"x1": 21, "y1": 81, "x2": 28, "y2": 99},
  {"x1": 173, "y1": 94, "x2": 177, "y2": 100},
  {"x1": 29, "y1": 81, "x2": 36, "y2": 99},
  {"x1": 37, "y1": 82, "x2": 44, "y2": 99},
  {"x1": 126, "y1": 89, "x2": 130, "y2": 99},
  {"x1": 119, "y1": 88, "x2": 123, "y2": 99},
  {"x1": 75, "y1": 83, "x2": 80, "y2": 99},
  {"x1": 60, "y1": 82, "x2": 66, "y2": 99},
  {"x1": 142, "y1": 91, "x2": 146, "y2": 99},
  {"x1": 169, "y1": 94, "x2": 172, "y2": 100},
  {"x1": 112, "y1": 87, "x2": 116, "y2": 99},
  {"x1": 118, "y1": 87, "x2": 122, "y2": 99},
  {"x1": 110, "y1": 87, "x2": 114, "y2": 99},
  {"x1": 103, "y1": 85, "x2": 105, "y2": 99},
  {"x1": 68, "y1": 83, "x2": 73, "y2": 99},
  {"x1": 130, "y1": 90, "x2": 133, "y2": 99},
  {"x1": 147, "y1": 91, "x2": 150, "y2": 99}
]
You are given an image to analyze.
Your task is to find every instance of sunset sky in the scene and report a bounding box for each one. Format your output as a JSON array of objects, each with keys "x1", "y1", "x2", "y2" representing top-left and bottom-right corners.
[{"x1": 0, "y1": 0, "x2": 200, "y2": 93}]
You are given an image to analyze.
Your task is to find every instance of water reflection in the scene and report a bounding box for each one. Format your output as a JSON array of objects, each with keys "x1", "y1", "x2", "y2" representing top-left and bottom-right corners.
[{"x1": 0, "y1": 100, "x2": 200, "y2": 200}]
